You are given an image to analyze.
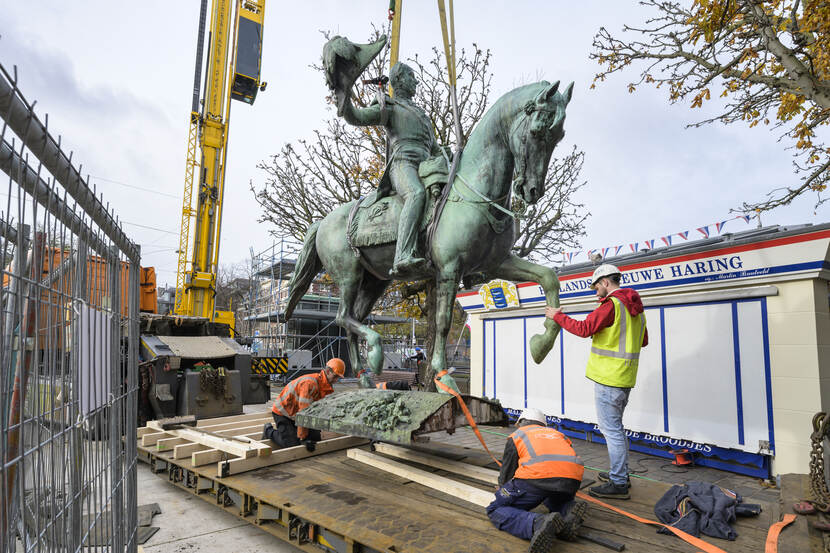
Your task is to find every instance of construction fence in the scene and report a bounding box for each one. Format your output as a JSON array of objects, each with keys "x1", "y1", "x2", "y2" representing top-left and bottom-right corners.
[{"x1": 0, "y1": 61, "x2": 141, "y2": 552}]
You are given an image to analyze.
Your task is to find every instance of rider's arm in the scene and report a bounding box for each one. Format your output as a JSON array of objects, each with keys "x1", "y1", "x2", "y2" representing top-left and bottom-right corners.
[{"x1": 342, "y1": 97, "x2": 384, "y2": 127}]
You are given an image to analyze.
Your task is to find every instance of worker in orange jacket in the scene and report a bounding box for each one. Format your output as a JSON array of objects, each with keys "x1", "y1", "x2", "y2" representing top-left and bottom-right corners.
[
  {"x1": 263, "y1": 358, "x2": 345, "y2": 451},
  {"x1": 487, "y1": 408, "x2": 588, "y2": 553}
]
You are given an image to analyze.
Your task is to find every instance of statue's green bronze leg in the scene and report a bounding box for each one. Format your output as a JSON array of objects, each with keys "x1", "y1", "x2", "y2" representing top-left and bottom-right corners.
[
  {"x1": 429, "y1": 265, "x2": 463, "y2": 384},
  {"x1": 490, "y1": 255, "x2": 561, "y2": 363},
  {"x1": 351, "y1": 275, "x2": 389, "y2": 385},
  {"x1": 334, "y1": 275, "x2": 384, "y2": 376}
]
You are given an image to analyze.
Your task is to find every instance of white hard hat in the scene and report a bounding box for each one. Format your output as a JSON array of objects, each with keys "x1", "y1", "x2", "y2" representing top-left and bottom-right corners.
[
  {"x1": 590, "y1": 264, "x2": 621, "y2": 289},
  {"x1": 517, "y1": 407, "x2": 546, "y2": 424}
]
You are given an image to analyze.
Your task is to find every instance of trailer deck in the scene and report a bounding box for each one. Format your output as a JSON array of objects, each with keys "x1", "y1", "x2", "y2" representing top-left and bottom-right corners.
[{"x1": 138, "y1": 426, "x2": 791, "y2": 553}]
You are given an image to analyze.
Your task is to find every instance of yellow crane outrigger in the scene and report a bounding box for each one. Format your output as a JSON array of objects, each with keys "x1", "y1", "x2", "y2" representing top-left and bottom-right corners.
[{"x1": 174, "y1": 0, "x2": 266, "y2": 325}]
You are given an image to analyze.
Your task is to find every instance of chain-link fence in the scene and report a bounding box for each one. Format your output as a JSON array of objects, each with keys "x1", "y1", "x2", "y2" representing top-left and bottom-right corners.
[{"x1": 0, "y1": 61, "x2": 140, "y2": 552}]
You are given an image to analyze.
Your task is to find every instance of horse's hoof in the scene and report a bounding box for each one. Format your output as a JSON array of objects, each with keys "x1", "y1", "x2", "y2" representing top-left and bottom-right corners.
[
  {"x1": 368, "y1": 345, "x2": 384, "y2": 373},
  {"x1": 358, "y1": 374, "x2": 374, "y2": 389},
  {"x1": 530, "y1": 334, "x2": 553, "y2": 364}
]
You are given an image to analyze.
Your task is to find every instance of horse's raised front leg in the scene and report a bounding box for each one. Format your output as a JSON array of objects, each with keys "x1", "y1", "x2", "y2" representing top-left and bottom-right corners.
[
  {"x1": 429, "y1": 264, "x2": 462, "y2": 389},
  {"x1": 490, "y1": 254, "x2": 561, "y2": 363}
]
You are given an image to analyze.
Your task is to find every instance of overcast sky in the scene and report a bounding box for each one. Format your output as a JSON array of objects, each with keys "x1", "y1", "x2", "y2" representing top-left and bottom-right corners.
[{"x1": 1, "y1": 1, "x2": 825, "y2": 285}]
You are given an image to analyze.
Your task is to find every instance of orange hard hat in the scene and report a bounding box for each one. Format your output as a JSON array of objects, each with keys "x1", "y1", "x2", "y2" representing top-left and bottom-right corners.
[{"x1": 326, "y1": 358, "x2": 346, "y2": 377}]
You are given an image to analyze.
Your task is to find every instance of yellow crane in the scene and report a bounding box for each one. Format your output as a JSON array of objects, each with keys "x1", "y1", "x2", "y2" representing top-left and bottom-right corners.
[{"x1": 174, "y1": 0, "x2": 266, "y2": 325}]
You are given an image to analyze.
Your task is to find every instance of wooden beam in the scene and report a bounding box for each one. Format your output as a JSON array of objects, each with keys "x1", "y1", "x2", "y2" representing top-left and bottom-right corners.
[
  {"x1": 137, "y1": 426, "x2": 155, "y2": 438},
  {"x1": 173, "y1": 442, "x2": 209, "y2": 459},
  {"x1": 192, "y1": 416, "x2": 271, "y2": 433},
  {"x1": 141, "y1": 431, "x2": 173, "y2": 447},
  {"x1": 346, "y1": 448, "x2": 493, "y2": 508},
  {"x1": 373, "y1": 443, "x2": 499, "y2": 485},
  {"x1": 193, "y1": 411, "x2": 273, "y2": 426},
  {"x1": 180, "y1": 429, "x2": 271, "y2": 458},
  {"x1": 192, "y1": 449, "x2": 226, "y2": 467},
  {"x1": 156, "y1": 437, "x2": 189, "y2": 451},
  {"x1": 218, "y1": 437, "x2": 369, "y2": 477}
]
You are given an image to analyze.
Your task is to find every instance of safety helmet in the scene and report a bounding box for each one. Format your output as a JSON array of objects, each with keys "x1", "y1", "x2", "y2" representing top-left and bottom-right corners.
[
  {"x1": 590, "y1": 264, "x2": 621, "y2": 289},
  {"x1": 326, "y1": 358, "x2": 346, "y2": 377},
  {"x1": 517, "y1": 407, "x2": 546, "y2": 425}
]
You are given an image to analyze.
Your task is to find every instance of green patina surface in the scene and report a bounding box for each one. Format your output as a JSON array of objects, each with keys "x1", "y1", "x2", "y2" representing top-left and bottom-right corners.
[{"x1": 296, "y1": 389, "x2": 498, "y2": 444}]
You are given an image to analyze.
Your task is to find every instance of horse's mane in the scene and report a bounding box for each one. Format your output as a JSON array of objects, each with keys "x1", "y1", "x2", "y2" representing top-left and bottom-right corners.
[{"x1": 471, "y1": 81, "x2": 551, "y2": 143}]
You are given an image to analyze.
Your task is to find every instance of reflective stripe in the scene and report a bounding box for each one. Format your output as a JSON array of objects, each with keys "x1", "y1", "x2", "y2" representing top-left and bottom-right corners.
[
  {"x1": 512, "y1": 428, "x2": 537, "y2": 457},
  {"x1": 523, "y1": 454, "x2": 584, "y2": 466},
  {"x1": 298, "y1": 397, "x2": 314, "y2": 405},
  {"x1": 639, "y1": 313, "x2": 646, "y2": 347},
  {"x1": 590, "y1": 346, "x2": 640, "y2": 360},
  {"x1": 617, "y1": 297, "x2": 626, "y2": 353},
  {"x1": 272, "y1": 402, "x2": 290, "y2": 416}
]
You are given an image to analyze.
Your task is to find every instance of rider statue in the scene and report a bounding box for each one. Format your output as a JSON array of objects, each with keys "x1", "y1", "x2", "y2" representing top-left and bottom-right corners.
[{"x1": 339, "y1": 61, "x2": 439, "y2": 277}]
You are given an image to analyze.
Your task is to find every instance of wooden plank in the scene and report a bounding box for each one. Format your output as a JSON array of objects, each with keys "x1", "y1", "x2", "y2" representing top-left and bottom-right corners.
[
  {"x1": 137, "y1": 426, "x2": 155, "y2": 438},
  {"x1": 192, "y1": 416, "x2": 271, "y2": 433},
  {"x1": 145, "y1": 424, "x2": 270, "y2": 459},
  {"x1": 141, "y1": 431, "x2": 173, "y2": 447},
  {"x1": 219, "y1": 437, "x2": 369, "y2": 477},
  {"x1": 156, "y1": 437, "x2": 189, "y2": 451},
  {"x1": 374, "y1": 442, "x2": 499, "y2": 485},
  {"x1": 194, "y1": 411, "x2": 273, "y2": 426},
  {"x1": 192, "y1": 449, "x2": 226, "y2": 467},
  {"x1": 172, "y1": 442, "x2": 208, "y2": 459},
  {"x1": 346, "y1": 448, "x2": 493, "y2": 508}
]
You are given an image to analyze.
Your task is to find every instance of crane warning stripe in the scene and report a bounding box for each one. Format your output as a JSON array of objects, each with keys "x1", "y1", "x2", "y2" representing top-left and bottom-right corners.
[{"x1": 251, "y1": 357, "x2": 288, "y2": 374}]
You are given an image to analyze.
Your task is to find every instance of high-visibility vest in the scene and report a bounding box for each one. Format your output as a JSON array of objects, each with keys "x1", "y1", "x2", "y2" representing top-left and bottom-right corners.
[
  {"x1": 376, "y1": 382, "x2": 387, "y2": 390},
  {"x1": 271, "y1": 372, "x2": 330, "y2": 418},
  {"x1": 585, "y1": 296, "x2": 646, "y2": 388},
  {"x1": 511, "y1": 425, "x2": 584, "y2": 481}
]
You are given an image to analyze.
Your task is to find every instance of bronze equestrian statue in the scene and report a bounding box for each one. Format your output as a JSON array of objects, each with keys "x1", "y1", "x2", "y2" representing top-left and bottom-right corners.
[{"x1": 284, "y1": 35, "x2": 574, "y2": 387}]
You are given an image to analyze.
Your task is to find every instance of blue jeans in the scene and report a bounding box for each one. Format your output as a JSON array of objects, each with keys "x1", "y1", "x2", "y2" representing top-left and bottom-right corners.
[
  {"x1": 594, "y1": 382, "x2": 631, "y2": 486},
  {"x1": 486, "y1": 479, "x2": 576, "y2": 540}
]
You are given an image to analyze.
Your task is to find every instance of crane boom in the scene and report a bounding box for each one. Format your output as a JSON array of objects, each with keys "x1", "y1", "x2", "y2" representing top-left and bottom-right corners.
[{"x1": 174, "y1": 0, "x2": 266, "y2": 323}]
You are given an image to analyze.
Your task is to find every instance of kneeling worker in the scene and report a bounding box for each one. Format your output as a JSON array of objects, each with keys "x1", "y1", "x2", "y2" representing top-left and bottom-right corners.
[
  {"x1": 487, "y1": 408, "x2": 588, "y2": 553},
  {"x1": 263, "y1": 358, "x2": 345, "y2": 451}
]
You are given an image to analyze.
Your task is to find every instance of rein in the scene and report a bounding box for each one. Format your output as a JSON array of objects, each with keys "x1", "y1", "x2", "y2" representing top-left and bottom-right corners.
[{"x1": 440, "y1": 112, "x2": 538, "y2": 221}]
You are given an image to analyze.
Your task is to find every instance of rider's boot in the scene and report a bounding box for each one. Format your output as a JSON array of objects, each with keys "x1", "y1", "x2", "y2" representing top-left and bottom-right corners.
[{"x1": 390, "y1": 255, "x2": 428, "y2": 278}]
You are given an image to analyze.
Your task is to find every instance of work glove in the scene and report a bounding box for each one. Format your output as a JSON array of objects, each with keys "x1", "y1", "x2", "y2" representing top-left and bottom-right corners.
[{"x1": 303, "y1": 439, "x2": 316, "y2": 452}]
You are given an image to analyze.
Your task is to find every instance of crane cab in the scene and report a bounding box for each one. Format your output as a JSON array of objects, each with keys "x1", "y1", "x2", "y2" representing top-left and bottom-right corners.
[{"x1": 231, "y1": 1, "x2": 265, "y2": 105}]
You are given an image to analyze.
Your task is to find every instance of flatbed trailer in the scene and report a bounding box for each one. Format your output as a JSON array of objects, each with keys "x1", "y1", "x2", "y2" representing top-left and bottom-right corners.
[{"x1": 137, "y1": 427, "x2": 786, "y2": 553}]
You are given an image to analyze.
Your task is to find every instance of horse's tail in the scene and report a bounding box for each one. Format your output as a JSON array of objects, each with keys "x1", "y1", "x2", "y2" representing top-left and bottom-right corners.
[{"x1": 283, "y1": 221, "x2": 322, "y2": 322}]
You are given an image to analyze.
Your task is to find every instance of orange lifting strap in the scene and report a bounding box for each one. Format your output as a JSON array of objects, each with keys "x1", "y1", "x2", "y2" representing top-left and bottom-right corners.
[{"x1": 434, "y1": 372, "x2": 501, "y2": 467}]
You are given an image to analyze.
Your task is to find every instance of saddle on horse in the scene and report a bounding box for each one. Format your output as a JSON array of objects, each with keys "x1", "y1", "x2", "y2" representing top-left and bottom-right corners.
[{"x1": 347, "y1": 151, "x2": 450, "y2": 251}]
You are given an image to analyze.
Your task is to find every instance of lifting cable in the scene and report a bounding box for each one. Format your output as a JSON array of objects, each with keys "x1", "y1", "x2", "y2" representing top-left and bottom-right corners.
[{"x1": 427, "y1": 0, "x2": 464, "y2": 248}]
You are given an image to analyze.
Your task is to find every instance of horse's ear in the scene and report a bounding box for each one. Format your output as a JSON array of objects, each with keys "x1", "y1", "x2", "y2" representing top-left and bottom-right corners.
[
  {"x1": 536, "y1": 81, "x2": 559, "y2": 104},
  {"x1": 563, "y1": 82, "x2": 574, "y2": 105}
]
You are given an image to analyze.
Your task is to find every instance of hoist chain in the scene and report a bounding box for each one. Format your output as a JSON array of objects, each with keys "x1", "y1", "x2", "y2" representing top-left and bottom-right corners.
[
  {"x1": 809, "y1": 411, "x2": 830, "y2": 512},
  {"x1": 199, "y1": 367, "x2": 227, "y2": 400}
]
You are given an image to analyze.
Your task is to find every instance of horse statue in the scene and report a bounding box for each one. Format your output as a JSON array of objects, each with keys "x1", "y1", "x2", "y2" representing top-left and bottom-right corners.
[{"x1": 283, "y1": 35, "x2": 572, "y2": 387}]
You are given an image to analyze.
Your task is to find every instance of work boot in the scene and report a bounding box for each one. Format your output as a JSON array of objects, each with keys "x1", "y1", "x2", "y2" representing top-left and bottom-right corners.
[
  {"x1": 528, "y1": 512, "x2": 564, "y2": 553},
  {"x1": 558, "y1": 500, "x2": 588, "y2": 541},
  {"x1": 597, "y1": 471, "x2": 631, "y2": 486},
  {"x1": 262, "y1": 423, "x2": 274, "y2": 441},
  {"x1": 588, "y1": 481, "x2": 630, "y2": 500}
]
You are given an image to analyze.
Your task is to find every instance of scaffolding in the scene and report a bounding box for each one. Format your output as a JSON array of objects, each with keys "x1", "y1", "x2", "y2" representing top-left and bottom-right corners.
[{"x1": 237, "y1": 239, "x2": 413, "y2": 375}]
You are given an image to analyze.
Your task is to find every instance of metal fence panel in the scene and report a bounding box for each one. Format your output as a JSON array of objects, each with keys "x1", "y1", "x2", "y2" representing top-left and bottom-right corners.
[{"x1": 0, "y1": 61, "x2": 140, "y2": 552}]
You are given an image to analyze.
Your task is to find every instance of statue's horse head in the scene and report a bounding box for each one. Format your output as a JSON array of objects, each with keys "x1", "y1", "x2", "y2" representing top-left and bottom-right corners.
[{"x1": 509, "y1": 80, "x2": 574, "y2": 204}]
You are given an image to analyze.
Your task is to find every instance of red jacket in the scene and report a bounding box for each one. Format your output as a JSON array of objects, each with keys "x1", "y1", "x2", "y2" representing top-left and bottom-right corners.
[
  {"x1": 553, "y1": 288, "x2": 648, "y2": 346},
  {"x1": 271, "y1": 371, "x2": 334, "y2": 439}
]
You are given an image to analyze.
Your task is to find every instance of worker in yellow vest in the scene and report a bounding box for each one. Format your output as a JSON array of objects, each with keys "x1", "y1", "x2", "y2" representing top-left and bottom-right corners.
[
  {"x1": 546, "y1": 264, "x2": 648, "y2": 500},
  {"x1": 487, "y1": 408, "x2": 587, "y2": 552}
]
